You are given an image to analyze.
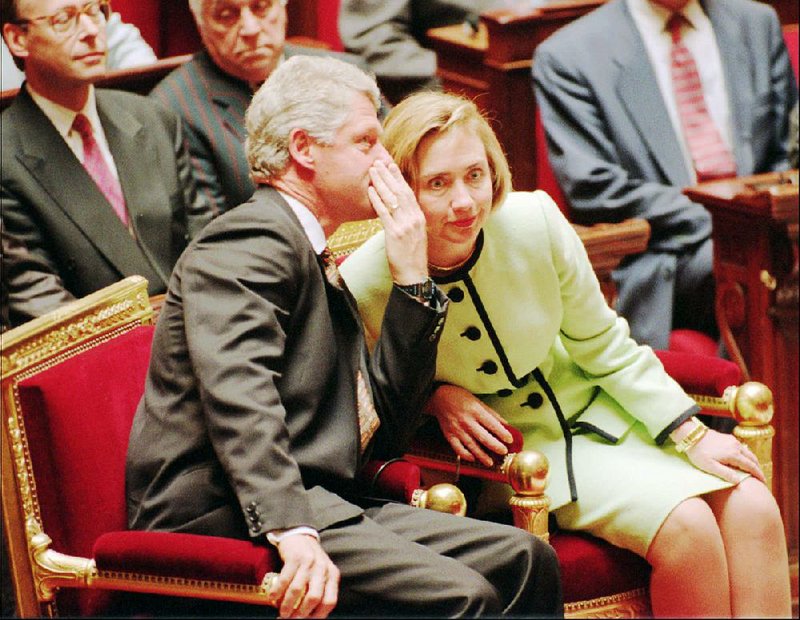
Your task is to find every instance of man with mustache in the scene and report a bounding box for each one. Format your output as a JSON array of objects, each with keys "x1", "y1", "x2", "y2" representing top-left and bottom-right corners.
[{"x1": 150, "y1": 0, "x2": 373, "y2": 216}]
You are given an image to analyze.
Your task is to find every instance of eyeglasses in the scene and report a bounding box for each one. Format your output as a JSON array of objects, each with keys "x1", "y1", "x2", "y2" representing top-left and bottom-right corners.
[
  {"x1": 14, "y1": 0, "x2": 111, "y2": 35},
  {"x1": 209, "y1": 0, "x2": 287, "y2": 29}
]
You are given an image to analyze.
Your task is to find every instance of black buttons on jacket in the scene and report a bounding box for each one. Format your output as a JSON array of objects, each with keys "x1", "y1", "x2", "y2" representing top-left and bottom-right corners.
[
  {"x1": 461, "y1": 326, "x2": 481, "y2": 341},
  {"x1": 497, "y1": 388, "x2": 513, "y2": 397},
  {"x1": 477, "y1": 360, "x2": 498, "y2": 375},
  {"x1": 521, "y1": 393, "x2": 544, "y2": 409},
  {"x1": 447, "y1": 287, "x2": 465, "y2": 302}
]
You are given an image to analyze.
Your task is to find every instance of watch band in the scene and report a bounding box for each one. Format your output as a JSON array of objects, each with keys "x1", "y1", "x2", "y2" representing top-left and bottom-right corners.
[{"x1": 395, "y1": 278, "x2": 435, "y2": 302}]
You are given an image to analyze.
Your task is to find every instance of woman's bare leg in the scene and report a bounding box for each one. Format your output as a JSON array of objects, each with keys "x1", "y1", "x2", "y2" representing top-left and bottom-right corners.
[
  {"x1": 705, "y1": 478, "x2": 790, "y2": 617},
  {"x1": 646, "y1": 497, "x2": 731, "y2": 617}
]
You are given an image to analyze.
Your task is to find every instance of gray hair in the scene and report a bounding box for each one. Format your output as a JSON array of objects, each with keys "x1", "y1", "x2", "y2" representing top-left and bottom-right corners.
[{"x1": 245, "y1": 55, "x2": 381, "y2": 181}]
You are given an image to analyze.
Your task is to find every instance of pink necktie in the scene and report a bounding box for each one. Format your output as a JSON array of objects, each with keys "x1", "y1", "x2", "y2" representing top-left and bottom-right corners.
[
  {"x1": 667, "y1": 14, "x2": 737, "y2": 182},
  {"x1": 72, "y1": 114, "x2": 128, "y2": 225}
]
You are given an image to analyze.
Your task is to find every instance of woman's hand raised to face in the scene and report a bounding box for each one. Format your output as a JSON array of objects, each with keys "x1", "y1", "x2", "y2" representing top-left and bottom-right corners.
[
  {"x1": 425, "y1": 384, "x2": 515, "y2": 467},
  {"x1": 368, "y1": 160, "x2": 429, "y2": 286}
]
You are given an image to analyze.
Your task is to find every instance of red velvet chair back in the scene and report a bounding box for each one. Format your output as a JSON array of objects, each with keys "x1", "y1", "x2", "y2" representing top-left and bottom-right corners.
[
  {"x1": 783, "y1": 23, "x2": 799, "y2": 83},
  {"x1": 317, "y1": 0, "x2": 344, "y2": 51},
  {"x1": 15, "y1": 325, "x2": 155, "y2": 615},
  {"x1": 534, "y1": 107, "x2": 570, "y2": 216}
]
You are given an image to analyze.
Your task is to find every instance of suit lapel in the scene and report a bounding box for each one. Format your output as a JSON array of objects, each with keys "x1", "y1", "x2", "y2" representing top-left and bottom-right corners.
[
  {"x1": 199, "y1": 53, "x2": 250, "y2": 143},
  {"x1": 13, "y1": 91, "x2": 161, "y2": 285},
  {"x1": 613, "y1": 2, "x2": 692, "y2": 187},
  {"x1": 97, "y1": 93, "x2": 170, "y2": 286},
  {"x1": 703, "y1": 0, "x2": 753, "y2": 173}
]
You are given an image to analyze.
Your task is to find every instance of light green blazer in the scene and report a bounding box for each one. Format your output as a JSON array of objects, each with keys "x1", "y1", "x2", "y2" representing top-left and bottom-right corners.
[{"x1": 341, "y1": 191, "x2": 698, "y2": 508}]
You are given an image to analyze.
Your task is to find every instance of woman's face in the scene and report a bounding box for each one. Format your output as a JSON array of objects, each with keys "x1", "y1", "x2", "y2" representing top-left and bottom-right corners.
[{"x1": 414, "y1": 125, "x2": 494, "y2": 262}]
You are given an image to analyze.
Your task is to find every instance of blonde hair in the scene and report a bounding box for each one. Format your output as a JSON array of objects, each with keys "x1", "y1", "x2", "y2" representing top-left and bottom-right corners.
[
  {"x1": 382, "y1": 91, "x2": 511, "y2": 211},
  {"x1": 245, "y1": 55, "x2": 381, "y2": 181}
]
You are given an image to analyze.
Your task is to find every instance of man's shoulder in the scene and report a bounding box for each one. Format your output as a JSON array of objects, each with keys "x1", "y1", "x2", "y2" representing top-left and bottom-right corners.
[
  {"x1": 536, "y1": 0, "x2": 625, "y2": 57},
  {"x1": 96, "y1": 88, "x2": 175, "y2": 120},
  {"x1": 149, "y1": 52, "x2": 210, "y2": 98}
]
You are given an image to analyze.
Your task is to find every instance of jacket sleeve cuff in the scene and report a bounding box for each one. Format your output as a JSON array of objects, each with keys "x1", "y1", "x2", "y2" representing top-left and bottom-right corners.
[{"x1": 655, "y1": 404, "x2": 701, "y2": 446}]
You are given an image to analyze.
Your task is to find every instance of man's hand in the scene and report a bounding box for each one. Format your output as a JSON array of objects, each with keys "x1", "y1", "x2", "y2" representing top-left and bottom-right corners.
[
  {"x1": 269, "y1": 534, "x2": 339, "y2": 619},
  {"x1": 425, "y1": 384, "x2": 514, "y2": 467},
  {"x1": 367, "y1": 160, "x2": 428, "y2": 285}
]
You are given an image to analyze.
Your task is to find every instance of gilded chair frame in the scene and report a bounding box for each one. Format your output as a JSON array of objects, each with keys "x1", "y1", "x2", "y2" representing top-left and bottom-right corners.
[{"x1": 0, "y1": 277, "x2": 278, "y2": 617}]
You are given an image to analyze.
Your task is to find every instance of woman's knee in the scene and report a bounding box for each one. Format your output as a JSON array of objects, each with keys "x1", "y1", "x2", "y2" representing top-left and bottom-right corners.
[
  {"x1": 647, "y1": 497, "x2": 723, "y2": 566},
  {"x1": 713, "y1": 478, "x2": 784, "y2": 543}
]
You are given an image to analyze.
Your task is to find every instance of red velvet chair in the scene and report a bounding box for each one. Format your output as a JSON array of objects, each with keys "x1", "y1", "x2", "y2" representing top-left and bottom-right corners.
[{"x1": 0, "y1": 276, "x2": 461, "y2": 617}]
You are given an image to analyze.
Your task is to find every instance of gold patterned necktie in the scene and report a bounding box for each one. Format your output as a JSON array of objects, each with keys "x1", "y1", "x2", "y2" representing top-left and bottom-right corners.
[
  {"x1": 319, "y1": 247, "x2": 380, "y2": 453},
  {"x1": 667, "y1": 14, "x2": 737, "y2": 182}
]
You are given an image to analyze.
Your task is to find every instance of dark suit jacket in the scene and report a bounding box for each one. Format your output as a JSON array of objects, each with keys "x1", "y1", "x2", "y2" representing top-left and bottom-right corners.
[
  {"x1": 126, "y1": 187, "x2": 447, "y2": 539},
  {"x1": 0, "y1": 88, "x2": 211, "y2": 300},
  {"x1": 533, "y1": 0, "x2": 798, "y2": 346},
  {"x1": 150, "y1": 46, "x2": 373, "y2": 216},
  {"x1": 1, "y1": 217, "x2": 74, "y2": 330}
]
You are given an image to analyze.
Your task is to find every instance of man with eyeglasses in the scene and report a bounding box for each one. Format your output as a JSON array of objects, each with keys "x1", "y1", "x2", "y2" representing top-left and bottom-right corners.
[
  {"x1": 0, "y1": 0, "x2": 212, "y2": 311},
  {"x1": 150, "y1": 0, "x2": 376, "y2": 216},
  {"x1": 1, "y1": 4, "x2": 156, "y2": 91}
]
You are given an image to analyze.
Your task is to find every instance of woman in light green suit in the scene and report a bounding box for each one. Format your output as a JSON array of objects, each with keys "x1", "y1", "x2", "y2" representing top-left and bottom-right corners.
[{"x1": 340, "y1": 91, "x2": 790, "y2": 617}]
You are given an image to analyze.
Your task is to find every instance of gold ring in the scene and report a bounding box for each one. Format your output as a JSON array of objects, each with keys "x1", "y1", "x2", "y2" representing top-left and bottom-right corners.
[
  {"x1": 388, "y1": 201, "x2": 399, "y2": 210},
  {"x1": 292, "y1": 597, "x2": 303, "y2": 612}
]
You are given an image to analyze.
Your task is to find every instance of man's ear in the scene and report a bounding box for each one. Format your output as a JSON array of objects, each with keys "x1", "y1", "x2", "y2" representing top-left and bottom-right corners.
[
  {"x1": 287, "y1": 128, "x2": 317, "y2": 171},
  {"x1": 3, "y1": 23, "x2": 30, "y2": 65}
]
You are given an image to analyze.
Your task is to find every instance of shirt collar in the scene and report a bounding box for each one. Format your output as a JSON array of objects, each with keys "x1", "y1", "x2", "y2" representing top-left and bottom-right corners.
[
  {"x1": 278, "y1": 190, "x2": 327, "y2": 254},
  {"x1": 26, "y1": 84, "x2": 102, "y2": 140},
  {"x1": 628, "y1": 0, "x2": 705, "y2": 32}
]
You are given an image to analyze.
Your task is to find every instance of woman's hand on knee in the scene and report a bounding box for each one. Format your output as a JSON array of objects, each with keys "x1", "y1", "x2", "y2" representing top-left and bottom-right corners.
[
  {"x1": 425, "y1": 384, "x2": 514, "y2": 467},
  {"x1": 686, "y1": 429, "x2": 766, "y2": 484}
]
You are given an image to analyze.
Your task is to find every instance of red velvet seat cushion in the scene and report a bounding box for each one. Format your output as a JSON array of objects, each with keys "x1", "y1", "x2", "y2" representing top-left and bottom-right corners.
[
  {"x1": 93, "y1": 531, "x2": 277, "y2": 584},
  {"x1": 359, "y1": 460, "x2": 423, "y2": 504},
  {"x1": 551, "y1": 530, "x2": 650, "y2": 603},
  {"x1": 668, "y1": 328, "x2": 720, "y2": 358}
]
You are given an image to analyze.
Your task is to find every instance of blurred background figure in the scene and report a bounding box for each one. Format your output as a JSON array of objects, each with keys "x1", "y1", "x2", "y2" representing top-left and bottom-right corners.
[
  {"x1": 339, "y1": 0, "x2": 504, "y2": 104},
  {"x1": 533, "y1": 0, "x2": 798, "y2": 351}
]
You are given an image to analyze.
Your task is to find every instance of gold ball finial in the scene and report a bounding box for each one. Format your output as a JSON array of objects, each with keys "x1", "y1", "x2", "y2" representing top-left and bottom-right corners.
[
  {"x1": 420, "y1": 483, "x2": 467, "y2": 516},
  {"x1": 730, "y1": 381, "x2": 774, "y2": 425},
  {"x1": 505, "y1": 450, "x2": 549, "y2": 496}
]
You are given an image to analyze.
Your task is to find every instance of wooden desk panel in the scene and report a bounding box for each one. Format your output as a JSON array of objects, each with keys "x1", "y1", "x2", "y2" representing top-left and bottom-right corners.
[{"x1": 685, "y1": 171, "x2": 799, "y2": 607}]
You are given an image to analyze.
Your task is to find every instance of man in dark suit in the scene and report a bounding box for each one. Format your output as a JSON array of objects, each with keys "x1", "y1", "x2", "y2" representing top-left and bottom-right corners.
[
  {"x1": 533, "y1": 0, "x2": 797, "y2": 350},
  {"x1": 150, "y1": 0, "x2": 376, "y2": 217},
  {"x1": 0, "y1": 0, "x2": 211, "y2": 312},
  {"x1": 126, "y1": 55, "x2": 562, "y2": 618}
]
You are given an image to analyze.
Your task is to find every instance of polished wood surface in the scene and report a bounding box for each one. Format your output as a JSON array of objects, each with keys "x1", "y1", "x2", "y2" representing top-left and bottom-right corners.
[
  {"x1": 0, "y1": 54, "x2": 193, "y2": 111},
  {"x1": 685, "y1": 171, "x2": 799, "y2": 609}
]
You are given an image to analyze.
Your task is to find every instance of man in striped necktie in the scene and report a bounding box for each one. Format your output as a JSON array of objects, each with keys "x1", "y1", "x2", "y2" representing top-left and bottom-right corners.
[{"x1": 534, "y1": 0, "x2": 797, "y2": 351}]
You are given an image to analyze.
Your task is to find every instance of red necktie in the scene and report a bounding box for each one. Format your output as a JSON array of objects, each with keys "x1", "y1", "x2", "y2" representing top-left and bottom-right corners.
[
  {"x1": 667, "y1": 14, "x2": 737, "y2": 182},
  {"x1": 319, "y1": 247, "x2": 381, "y2": 453},
  {"x1": 72, "y1": 114, "x2": 128, "y2": 225}
]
